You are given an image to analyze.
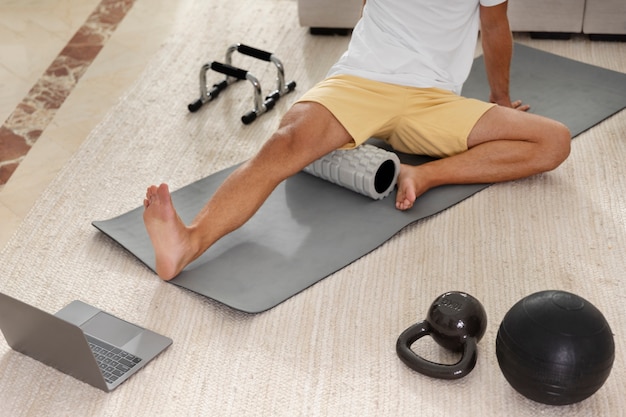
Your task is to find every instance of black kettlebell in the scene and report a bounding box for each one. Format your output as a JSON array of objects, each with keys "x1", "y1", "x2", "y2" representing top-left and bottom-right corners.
[{"x1": 396, "y1": 291, "x2": 487, "y2": 379}]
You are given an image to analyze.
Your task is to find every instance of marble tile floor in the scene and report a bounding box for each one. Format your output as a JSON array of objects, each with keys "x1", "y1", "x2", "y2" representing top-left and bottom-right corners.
[{"x1": 0, "y1": 0, "x2": 186, "y2": 249}]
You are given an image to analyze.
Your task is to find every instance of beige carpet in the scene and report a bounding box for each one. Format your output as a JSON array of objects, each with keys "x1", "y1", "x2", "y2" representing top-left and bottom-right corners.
[{"x1": 0, "y1": 0, "x2": 624, "y2": 415}]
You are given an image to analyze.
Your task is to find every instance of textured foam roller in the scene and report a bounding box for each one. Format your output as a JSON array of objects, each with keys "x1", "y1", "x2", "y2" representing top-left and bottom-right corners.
[{"x1": 303, "y1": 144, "x2": 401, "y2": 200}]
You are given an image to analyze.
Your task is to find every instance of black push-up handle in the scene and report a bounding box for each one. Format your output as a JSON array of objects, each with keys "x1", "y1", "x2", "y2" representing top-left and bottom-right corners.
[
  {"x1": 210, "y1": 62, "x2": 248, "y2": 80},
  {"x1": 235, "y1": 44, "x2": 273, "y2": 62}
]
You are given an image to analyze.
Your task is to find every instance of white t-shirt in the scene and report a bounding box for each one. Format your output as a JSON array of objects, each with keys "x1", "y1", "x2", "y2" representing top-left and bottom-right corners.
[{"x1": 327, "y1": 0, "x2": 507, "y2": 95}]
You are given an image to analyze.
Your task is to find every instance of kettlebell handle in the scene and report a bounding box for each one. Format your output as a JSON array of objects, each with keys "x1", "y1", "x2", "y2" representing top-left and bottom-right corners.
[{"x1": 396, "y1": 321, "x2": 478, "y2": 380}]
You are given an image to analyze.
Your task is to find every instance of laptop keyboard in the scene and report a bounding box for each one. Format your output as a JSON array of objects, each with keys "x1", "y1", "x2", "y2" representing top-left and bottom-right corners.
[{"x1": 86, "y1": 335, "x2": 142, "y2": 384}]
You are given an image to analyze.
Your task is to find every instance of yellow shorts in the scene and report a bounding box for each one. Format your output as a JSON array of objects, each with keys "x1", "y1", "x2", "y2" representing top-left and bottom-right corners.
[{"x1": 296, "y1": 75, "x2": 496, "y2": 158}]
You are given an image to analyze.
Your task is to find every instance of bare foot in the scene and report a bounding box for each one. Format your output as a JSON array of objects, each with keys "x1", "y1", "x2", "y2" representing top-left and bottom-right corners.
[
  {"x1": 143, "y1": 184, "x2": 194, "y2": 280},
  {"x1": 395, "y1": 164, "x2": 427, "y2": 211}
]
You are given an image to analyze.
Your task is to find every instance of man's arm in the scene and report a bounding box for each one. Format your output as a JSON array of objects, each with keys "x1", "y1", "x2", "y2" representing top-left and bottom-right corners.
[{"x1": 480, "y1": 2, "x2": 529, "y2": 110}]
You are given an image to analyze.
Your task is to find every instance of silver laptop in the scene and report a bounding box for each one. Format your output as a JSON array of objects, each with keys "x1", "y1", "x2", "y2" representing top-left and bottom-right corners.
[{"x1": 0, "y1": 292, "x2": 172, "y2": 392}]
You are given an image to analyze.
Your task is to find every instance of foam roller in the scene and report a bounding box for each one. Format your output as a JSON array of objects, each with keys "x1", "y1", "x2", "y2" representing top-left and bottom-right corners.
[{"x1": 303, "y1": 144, "x2": 401, "y2": 200}]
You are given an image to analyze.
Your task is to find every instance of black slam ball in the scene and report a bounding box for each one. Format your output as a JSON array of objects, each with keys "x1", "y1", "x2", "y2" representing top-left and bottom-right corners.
[{"x1": 496, "y1": 290, "x2": 614, "y2": 406}]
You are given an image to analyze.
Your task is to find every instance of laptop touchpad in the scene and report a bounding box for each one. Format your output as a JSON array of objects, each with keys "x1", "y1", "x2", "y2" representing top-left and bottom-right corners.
[{"x1": 81, "y1": 312, "x2": 143, "y2": 347}]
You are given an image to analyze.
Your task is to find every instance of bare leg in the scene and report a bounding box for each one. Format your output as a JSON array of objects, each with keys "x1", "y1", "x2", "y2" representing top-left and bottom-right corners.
[
  {"x1": 395, "y1": 106, "x2": 571, "y2": 210},
  {"x1": 143, "y1": 102, "x2": 353, "y2": 280}
]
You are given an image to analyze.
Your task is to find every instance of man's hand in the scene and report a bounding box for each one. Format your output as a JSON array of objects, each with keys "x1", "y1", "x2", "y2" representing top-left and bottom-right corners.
[
  {"x1": 490, "y1": 94, "x2": 531, "y2": 112},
  {"x1": 511, "y1": 100, "x2": 530, "y2": 112}
]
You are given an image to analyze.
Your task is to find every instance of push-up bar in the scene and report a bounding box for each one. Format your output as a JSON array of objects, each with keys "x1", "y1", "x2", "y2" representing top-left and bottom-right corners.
[{"x1": 188, "y1": 43, "x2": 296, "y2": 124}]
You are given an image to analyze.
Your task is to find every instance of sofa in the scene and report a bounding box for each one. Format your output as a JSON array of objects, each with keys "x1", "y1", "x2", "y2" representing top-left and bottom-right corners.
[{"x1": 297, "y1": 0, "x2": 626, "y2": 37}]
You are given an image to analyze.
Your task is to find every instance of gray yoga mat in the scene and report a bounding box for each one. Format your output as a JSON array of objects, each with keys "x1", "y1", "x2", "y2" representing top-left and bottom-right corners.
[{"x1": 93, "y1": 44, "x2": 626, "y2": 313}]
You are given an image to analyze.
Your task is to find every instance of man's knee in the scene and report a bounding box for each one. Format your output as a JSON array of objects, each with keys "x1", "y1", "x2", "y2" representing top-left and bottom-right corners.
[
  {"x1": 274, "y1": 101, "x2": 354, "y2": 153},
  {"x1": 538, "y1": 121, "x2": 571, "y2": 171},
  {"x1": 255, "y1": 102, "x2": 354, "y2": 177}
]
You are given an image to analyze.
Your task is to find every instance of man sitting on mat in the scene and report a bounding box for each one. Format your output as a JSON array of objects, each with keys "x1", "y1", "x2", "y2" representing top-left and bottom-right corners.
[{"x1": 143, "y1": 0, "x2": 571, "y2": 280}]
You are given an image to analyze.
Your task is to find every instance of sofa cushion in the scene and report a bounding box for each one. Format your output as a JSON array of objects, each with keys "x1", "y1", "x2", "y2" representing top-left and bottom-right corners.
[
  {"x1": 507, "y1": 0, "x2": 585, "y2": 33},
  {"x1": 583, "y1": 0, "x2": 626, "y2": 35},
  {"x1": 298, "y1": 0, "x2": 362, "y2": 29}
]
